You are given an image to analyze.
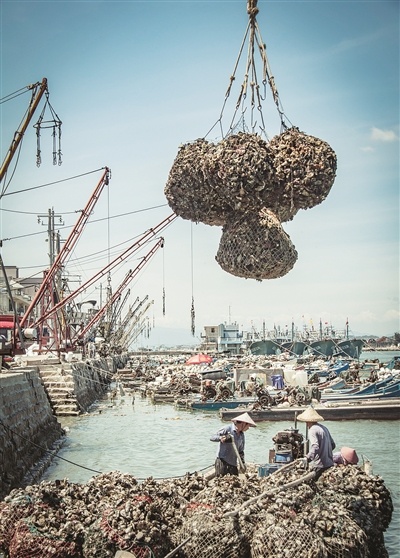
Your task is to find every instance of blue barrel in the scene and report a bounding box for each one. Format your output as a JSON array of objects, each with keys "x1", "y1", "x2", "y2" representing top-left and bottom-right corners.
[
  {"x1": 274, "y1": 451, "x2": 292, "y2": 463},
  {"x1": 271, "y1": 374, "x2": 284, "y2": 389}
]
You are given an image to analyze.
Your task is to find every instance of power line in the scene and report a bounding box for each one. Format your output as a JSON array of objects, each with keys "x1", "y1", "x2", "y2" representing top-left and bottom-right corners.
[
  {"x1": 0, "y1": 167, "x2": 106, "y2": 198},
  {"x1": 0, "y1": 203, "x2": 169, "y2": 242}
]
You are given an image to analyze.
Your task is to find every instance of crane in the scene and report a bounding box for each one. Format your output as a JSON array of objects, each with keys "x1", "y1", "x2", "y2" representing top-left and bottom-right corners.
[
  {"x1": 71, "y1": 238, "x2": 164, "y2": 348},
  {"x1": 119, "y1": 299, "x2": 154, "y2": 351},
  {"x1": 108, "y1": 295, "x2": 146, "y2": 347},
  {"x1": 19, "y1": 167, "x2": 111, "y2": 353},
  {"x1": 106, "y1": 288, "x2": 131, "y2": 340},
  {"x1": 25, "y1": 212, "x2": 176, "y2": 352},
  {"x1": 0, "y1": 78, "x2": 49, "y2": 185}
]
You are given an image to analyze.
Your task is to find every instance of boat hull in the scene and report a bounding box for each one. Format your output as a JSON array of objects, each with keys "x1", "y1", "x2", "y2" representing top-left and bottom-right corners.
[
  {"x1": 176, "y1": 397, "x2": 258, "y2": 411},
  {"x1": 249, "y1": 340, "x2": 281, "y2": 355},
  {"x1": 335, "y1": 339, "x2": 365, "y2": 359},
  {"x1": 219, "y1": 400, "x2": 400, "y2": 422}
]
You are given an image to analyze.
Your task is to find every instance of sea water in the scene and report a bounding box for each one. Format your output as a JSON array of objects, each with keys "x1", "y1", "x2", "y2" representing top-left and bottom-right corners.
[{"x1": 41, "y1": 350, "x2": 400, "y2": 556}]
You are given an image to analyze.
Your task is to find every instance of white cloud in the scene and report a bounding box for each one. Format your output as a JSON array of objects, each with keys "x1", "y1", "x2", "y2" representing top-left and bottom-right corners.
[
  {"x1": 370, "y1": 127, "x2": 398, "y2": 142},
  {"x1": 360, "y1": 146, "x2": 374, "y2": 152}
]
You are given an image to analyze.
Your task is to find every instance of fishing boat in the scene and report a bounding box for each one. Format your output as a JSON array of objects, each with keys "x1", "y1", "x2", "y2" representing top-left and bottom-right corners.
[
  {"x1": 320, "y1": 376, "x2": 400, "y2": 403},
  {"x1": 249, "y1": 339, "x2": 281, "y2": 355},
  {"x1": 219, "y1": 399, "x2": 400, "y2": 422},
  {"x1": 335, "y1": 339, "x2": 365, "y2": 359},
  {"x1": 175, "y1": 395, "x2": 259, "y2": 411}
]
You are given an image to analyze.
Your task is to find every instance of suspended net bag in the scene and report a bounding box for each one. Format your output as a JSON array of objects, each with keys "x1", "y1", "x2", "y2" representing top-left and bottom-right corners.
[
  {"x1": 269, "y1": 126, "x2": 337, "y2": 211},
  {"x1": 216, "y1": 208, "x2": 298, "y2": 280},
  {"x1": 204, "y1": 132, "x2": 280, "y2": 215},
  {"x1": 164, "y1": 139, "x2": 230, "y2": 226}
]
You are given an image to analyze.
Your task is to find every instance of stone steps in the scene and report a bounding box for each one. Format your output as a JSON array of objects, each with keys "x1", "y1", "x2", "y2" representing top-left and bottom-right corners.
[
  {"x1": 36, "y1": 359, "x2": 113, "y2": 416},
  {"x1": 37, "y1": 366, "x2": 81, "y2": 416}
]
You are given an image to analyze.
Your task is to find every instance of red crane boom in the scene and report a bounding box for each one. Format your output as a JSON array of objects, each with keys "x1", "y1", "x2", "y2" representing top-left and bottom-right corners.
[
  {"x1": 73, "y1": 238, "x2": 164, "y2": 345},
  {"x1": 19, "y1": 167, "x2": 111, "y2": 329},
  {"x1": 31, "y1": 212, "x2": 177, "y2": 328}
]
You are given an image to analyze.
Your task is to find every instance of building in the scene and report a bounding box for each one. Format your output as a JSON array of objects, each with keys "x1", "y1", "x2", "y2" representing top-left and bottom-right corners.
[{"x1": 200, "y1": 322, "x2": 243, "y2": 355}]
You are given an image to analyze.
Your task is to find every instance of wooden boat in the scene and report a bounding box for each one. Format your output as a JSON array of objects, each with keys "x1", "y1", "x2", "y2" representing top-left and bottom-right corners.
[
  {"x1": 320, "y1": 377, "x2": 400, "y2": 402},
  {"x1": 219, "y1": 399, "x2": 400, "y2": 422},
  {"x1": 175, "y1": 395, "x2": 258, "y2": 411}
]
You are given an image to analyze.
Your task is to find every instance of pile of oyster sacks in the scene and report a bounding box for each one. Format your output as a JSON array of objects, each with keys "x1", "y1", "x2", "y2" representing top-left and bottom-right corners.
[
  {"x1": 164, "y1": 127, "x2": 337, "y2": 280},
  {"x1": 0, "y1": 465, "x2": 393, "y2": 558}
]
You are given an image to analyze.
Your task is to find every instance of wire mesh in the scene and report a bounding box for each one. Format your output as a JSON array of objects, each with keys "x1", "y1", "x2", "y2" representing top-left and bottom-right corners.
[
  {"x1": 322, "y1": 515, "x2": 369, "y2": 558},
  {"x1": 250, "y1": 514, "x2": 325, "y2": 558},
  {"x1": 174, "y1": 503, "x2": 251, "y2": 558},
  {"x1": 216, "y1": 208, "x2": 298, "y2": 280},
  {"x1": 8, "y1": 519, "x2": 79, "y2": 558}
]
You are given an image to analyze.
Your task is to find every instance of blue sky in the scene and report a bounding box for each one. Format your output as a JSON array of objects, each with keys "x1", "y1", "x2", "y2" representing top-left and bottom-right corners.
[{"x1": 0, "y1": 0, "x2": 399, "y2": 347}]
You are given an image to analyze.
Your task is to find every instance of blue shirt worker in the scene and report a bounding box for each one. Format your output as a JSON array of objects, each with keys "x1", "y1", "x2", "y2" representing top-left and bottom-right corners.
[
  {"x1": 297, "y1": 406, "x2": 336, "y2": 479},
  {"x1": 210, "y1": 412, "x2": 256, "y2": 477}
]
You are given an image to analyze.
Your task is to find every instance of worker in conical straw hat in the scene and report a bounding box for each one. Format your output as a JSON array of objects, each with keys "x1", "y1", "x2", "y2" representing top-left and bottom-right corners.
[
  {"x1": 210, "y1": 412, "x2": 256, "y2": 477},
  {"x1": 297, "y1": 406, "x2": 336, "y2": 479},
  {"x1": 333, "y1": 446, "x2": 359, "y2": 465}
]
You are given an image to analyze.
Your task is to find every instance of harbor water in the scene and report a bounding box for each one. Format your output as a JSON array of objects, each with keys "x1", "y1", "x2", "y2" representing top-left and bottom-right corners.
[{"x1": 41, "y1": 350, "x2": 400, "y2": 557}]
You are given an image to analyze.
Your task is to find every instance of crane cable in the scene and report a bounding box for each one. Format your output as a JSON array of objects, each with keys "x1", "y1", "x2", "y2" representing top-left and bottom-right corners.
[
  {"x1": 205, "y1": 0, "x2": 291, "y2": 141},
  {"x1": 190, "y1": 222, "x2": 195, "y2": 336},
  {"x1": 33, "y1": 89, "x2": 62, "y2": 167},
  {"x1": 162, "y1": 238, "x2": 166, "y2": 316}
]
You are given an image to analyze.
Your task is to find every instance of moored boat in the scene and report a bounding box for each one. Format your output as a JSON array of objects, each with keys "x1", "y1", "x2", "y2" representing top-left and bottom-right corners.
[
  {"x1": 175, "y1": 395, "x2": 258, "y2": 411},
  {"x1": 320, "y1": 376, "x2": 400, "y2": 402},
  {"x1": 219, "y1": 399, "x2": 400, "y2": 422}
]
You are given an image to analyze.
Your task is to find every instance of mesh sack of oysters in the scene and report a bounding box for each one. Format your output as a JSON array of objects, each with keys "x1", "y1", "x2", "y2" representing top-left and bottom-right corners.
[
  {"x1": 251, "y1": 512, "x2": 324, "y2": 558},
  {"x1": 0, "y1": 498, "x2": 35, "y2": 549},
  {"x1": 8, "y1": 520, "x2": 79, "y2": 558},
  {"x1": 165, "y1": 128, "x2": 337, "y2": 226},
  {"x1": 215, "y1": 208, "x2": 298, "y2": 280},
  {"x1": 175, "y1": 504, "x2": 249, "y2": 558},
  {"x1": 269, "y1": 126, "x2": 337, "y2": 212},
  {"x1": 0, "y1": 466, "x2": 393, "y2": 558},
  {"x1": 164, "y1": 139, "x2": 229, "y2": 227},
  {"x1": 165, "y1": 128, "x2": 336, "y2": 279}
]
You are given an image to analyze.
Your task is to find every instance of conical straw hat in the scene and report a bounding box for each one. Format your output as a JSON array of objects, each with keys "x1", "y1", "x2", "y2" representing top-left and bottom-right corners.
[
  {"x1": 231, "y1": 412, "x2": 257, "y2": 427},
  {"x1": 341, "y1": 447, "x2": 359, "y2": 464},
  {"x1": 296, "y1": 406, "x2": 324, "y2": 422}
]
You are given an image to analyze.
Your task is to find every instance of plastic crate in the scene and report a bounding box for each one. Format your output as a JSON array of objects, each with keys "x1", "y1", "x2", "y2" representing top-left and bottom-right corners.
[{"x1": 258, "y1": 464, "x2": 279, "y2": 477}]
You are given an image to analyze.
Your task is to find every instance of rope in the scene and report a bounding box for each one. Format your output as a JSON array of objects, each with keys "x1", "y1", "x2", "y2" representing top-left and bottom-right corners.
[
  {"x1": 0, "y1": 414, "x2": 214, "y2": 480},
  {"x1": 190, "y1": 223, "x2": 195, "y2": 336},
  {"x1": 204, "y1": 0, "x2": 291, "y2": 140}
]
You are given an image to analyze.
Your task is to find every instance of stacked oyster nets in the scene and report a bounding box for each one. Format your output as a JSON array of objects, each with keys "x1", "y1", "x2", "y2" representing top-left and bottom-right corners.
[
  {"x1": 0, "y1": 465, "x2": 393, "y2": 558},
  {"x1": 165, "y1": 128, "x2": 337, "y2": 280}
]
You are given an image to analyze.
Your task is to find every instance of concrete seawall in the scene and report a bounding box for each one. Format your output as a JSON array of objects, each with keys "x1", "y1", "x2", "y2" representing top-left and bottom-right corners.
[{"x1": 0, "y1": 357, "x2": 116, "y2": 500}]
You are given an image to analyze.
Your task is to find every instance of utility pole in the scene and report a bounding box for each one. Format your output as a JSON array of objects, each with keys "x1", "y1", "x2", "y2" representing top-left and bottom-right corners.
[
  {"x1": 38, "y1": 208, "x2": 64, "y2": 266},
  {"x1": 38, "y1": 208, "x2": 64, "y2": 292}
]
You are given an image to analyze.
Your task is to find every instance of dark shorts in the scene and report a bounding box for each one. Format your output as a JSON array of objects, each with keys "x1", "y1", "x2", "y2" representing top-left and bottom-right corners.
[{"x1": 215, "y1": 457, "x2": 238, "y2": 477}]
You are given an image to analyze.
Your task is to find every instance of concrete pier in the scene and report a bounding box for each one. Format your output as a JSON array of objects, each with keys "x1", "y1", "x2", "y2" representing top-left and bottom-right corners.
[{"x1": 0, "y1": 356, "x2": 115, "y2": 500}]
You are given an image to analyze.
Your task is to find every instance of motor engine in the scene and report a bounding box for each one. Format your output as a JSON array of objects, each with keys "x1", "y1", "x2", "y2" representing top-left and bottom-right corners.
[{"x1": 270, "y1": 428, "x2": 305, "y2": 463}]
